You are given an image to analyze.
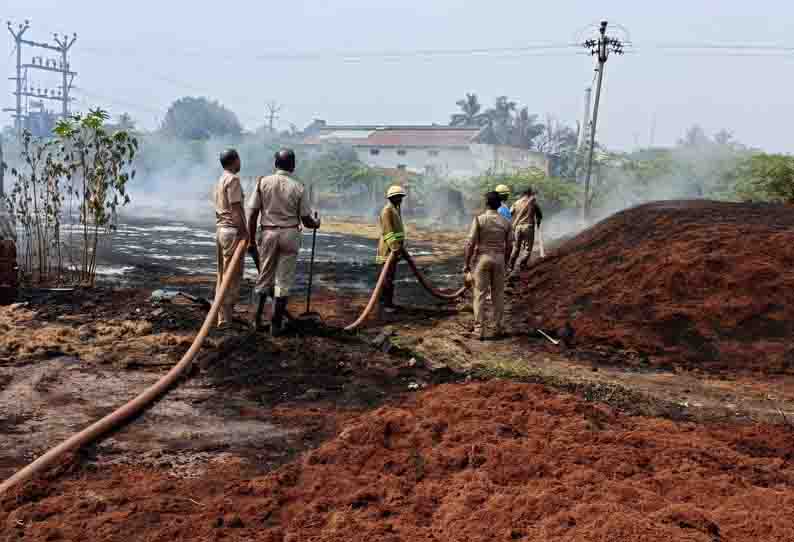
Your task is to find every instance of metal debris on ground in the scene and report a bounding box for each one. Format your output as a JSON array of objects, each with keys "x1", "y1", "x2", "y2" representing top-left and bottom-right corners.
[{"x1": 537, "y1": 329, "x2": 560, "y2": 345}]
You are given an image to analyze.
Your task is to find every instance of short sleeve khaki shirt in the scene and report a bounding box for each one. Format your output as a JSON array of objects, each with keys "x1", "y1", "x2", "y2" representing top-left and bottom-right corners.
[
  {"x1": 510, "y1": 196, "x2": 537, "y2": 228},
  {"x1": 247, "y1": 170, "x2": 312, "y2": 228},
  {"x1": 215, "y1": 171, "x2": 243, "y2": 229},
  {"x1": 468, "y1": 210, "x2": 512, "y2": 255}
]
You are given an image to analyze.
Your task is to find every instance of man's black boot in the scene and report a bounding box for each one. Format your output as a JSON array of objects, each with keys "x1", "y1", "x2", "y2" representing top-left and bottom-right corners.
[
  {"x1": 253, "y1": 293, "x2": 268, "y2": 332},
  {"x1": 271, "y1": 297, "x2": 288, "y2": 337}
]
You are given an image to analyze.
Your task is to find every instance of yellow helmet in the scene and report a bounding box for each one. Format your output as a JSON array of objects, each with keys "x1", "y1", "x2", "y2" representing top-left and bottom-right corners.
[
  {"x1": 495, "y1": 184, "x2": 511, "y2": 196},
  {"x1": 386, "y1": 185, "x2": 407, "y2": 199}
]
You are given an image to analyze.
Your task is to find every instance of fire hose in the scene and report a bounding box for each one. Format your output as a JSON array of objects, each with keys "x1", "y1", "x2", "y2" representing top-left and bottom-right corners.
[
  {"x1": 343, "y1": 249, "x2": 468, "y2": 332},
  {"x1": 0, "y1": 244, "x2": 466, "y2": 495},
  {"x1": 0, "y1": 241, "x2": 249, "y2": 497},
  {"x1": 402, "y1": 251, "x2": 467, "y2": 301}
]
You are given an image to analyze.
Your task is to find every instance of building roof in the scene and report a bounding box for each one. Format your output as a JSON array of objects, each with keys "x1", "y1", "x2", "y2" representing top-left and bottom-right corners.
[{"x1": 302, "y1": 124, "x2": 485, "y2": 148}]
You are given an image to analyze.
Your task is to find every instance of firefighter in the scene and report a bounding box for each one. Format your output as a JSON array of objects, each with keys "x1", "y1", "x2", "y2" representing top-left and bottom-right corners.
[
  {"x1": 376, "y1": 185, "x2": 407, "y2": 313},
  {"x1": 213, "y1": 149, "x2": 247, "y2": 328},
  {"x1": 495, "y1": 184, "x2": 512, "y2": 221},
  {"x1": 463, "y1": 191, "x2": 512, "y2": 340},
  {"x1": 247, "y1": 149, "x2": 321, "y2": 336},
  {"x1": 508, "y1": 186, "x2": 544, "y2": 273}
]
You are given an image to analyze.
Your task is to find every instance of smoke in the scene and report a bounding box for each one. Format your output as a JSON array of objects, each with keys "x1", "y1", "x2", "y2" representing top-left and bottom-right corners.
[
  {"x1": 120, "y1": 130, "x2": 750, "y2": 250},
  {"x1": 121, "y1": 133, "x2": 283, "y2": 224},
  {"x1": 541, "y1": 141, "x2": 748, "y2": 241}
]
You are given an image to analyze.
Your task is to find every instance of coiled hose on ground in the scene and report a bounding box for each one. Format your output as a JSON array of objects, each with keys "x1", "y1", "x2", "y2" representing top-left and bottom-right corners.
[{"x1": 0, "y1": 245, "x2": 467, "y2": 496}]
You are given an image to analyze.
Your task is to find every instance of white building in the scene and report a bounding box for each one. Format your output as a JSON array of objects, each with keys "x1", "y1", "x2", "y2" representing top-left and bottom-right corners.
[{"x1": 301, "y1": 121, "x2": 549, "y2": 179}]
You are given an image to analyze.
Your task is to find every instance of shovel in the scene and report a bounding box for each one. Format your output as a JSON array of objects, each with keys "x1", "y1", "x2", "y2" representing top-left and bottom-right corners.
[
  {"x1": 297, "y1": 212, "x2": 322, "y2": 325},
  {"x1": 537, "y1": 223, "x2": 546, "y2": 258}
]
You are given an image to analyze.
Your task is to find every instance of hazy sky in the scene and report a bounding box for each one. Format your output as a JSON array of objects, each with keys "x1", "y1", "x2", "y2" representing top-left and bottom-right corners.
[{"x1": 3, "y1": 0, "x2": 793, "y2": 152}]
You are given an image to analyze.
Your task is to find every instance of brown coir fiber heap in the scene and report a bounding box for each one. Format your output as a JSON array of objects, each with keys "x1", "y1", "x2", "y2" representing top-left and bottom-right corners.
[
  {"x1": 517, "y1": 200, "x2": 794, "y2": 373},
  {"x1": 7, "y1": 382, "x2": 791, "y2": 541},
  {"x1": 237, "y1": 382, "x2": 794, "y2": 541}
]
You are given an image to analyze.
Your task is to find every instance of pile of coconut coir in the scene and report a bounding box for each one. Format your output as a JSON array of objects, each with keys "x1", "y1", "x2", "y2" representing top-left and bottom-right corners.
[{"x1": 513, "y1": 200, "x2": 794, "y2": 373}]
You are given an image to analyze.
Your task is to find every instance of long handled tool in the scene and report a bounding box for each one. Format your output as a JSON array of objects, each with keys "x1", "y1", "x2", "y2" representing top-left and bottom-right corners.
[
  {"x1": 297, "y1": 212, "x2": 322, "y2": 324},
  {"x1": 537, "y1": 223, "x2": 546, "y2": 258}
]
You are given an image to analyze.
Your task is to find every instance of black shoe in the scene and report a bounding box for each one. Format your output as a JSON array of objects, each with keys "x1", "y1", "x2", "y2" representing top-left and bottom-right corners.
[
  {"x1": 271, "y1": 297, "x2": 288, "y2": 337},
  {"x1": 253, "y1": 294, "x2": 268, "y2": 332}
]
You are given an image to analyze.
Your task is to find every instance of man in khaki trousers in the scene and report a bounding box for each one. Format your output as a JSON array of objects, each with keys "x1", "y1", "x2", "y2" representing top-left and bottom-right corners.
[
  {"x1": 463, "y1": 191, "x2": 512, "y2": 340},
  {"x1": 247, "y1": 149, "x2": 321, "y2": 336},
  {"x1": 508, "y1": 186, "x2": 544, "y2": 273},
  {"x1": 214, "y1": 149, "x2": 247, "y2": 327}
]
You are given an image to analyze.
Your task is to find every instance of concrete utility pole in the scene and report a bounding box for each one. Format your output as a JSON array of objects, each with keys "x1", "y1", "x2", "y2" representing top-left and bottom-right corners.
[
  {"x1": 0, "y1": 134, "x2": 4, "y2": 198},
  {"x1": 581, "y1": 21, "x2": 624, "y2": 220},
  {"x1": 578, "y1": 86, "x2": 592, "y2": 150},
  {"x1": 4, "y1": 21, "x2": 77, "y2": 138}
]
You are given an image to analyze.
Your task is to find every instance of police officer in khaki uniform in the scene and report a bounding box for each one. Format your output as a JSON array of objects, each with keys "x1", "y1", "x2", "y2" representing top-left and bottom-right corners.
[
  {"x1": 214, "y1": 149, "x2": 247, "y2": 327},
  {"x1": 463, "y1": 191, "x2": 513, "y2": 340},
  {"x1": 508, "y1": 186, "x2": 543, "y2": 273},
  {"x1": 247, "y1": 149, "x2": 320, "y2": 335}
]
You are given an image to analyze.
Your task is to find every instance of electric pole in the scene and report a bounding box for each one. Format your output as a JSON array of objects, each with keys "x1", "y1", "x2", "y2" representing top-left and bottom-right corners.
[
  {"x1": 578, "y1": 86, "x2": 592, "y2": 150},
  {"x1": 4, "y1": 21, "x2": 77, "y2": 139},
  {"x1": 265, "y1": 101, "x2": 282, "y2": 133},
  {"x1": 0, "y1": 134, "x2": 4, "y2": 198},
  {"x1": 581, "y1": 20, "x2": 624, "y2": 221},
  {"x1": 5, "y1": 21, "x2": 29, "y2": 136},
  {"x1": 53, "y1": 32, "x2": 78, "y2": 118}
]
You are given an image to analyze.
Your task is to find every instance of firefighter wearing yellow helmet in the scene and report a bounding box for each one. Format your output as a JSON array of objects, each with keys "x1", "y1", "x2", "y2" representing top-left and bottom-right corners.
[
  {"x1": 376, "y1": 185, "x2": 407, "y2": 312},
  {"x1": 495, "y1": 184, "x2": 512, "y2": 221}
]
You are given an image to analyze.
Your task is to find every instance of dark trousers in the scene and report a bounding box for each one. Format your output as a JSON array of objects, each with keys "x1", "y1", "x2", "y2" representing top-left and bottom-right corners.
[{"x1": 379, "y1": 258, "x2": 398, "y2": 307}]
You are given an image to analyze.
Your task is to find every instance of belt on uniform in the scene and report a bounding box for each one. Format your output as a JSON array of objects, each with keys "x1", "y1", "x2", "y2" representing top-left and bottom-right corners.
[{"x1": 259, "y1": 224, "x2": 299, "y2": 230}]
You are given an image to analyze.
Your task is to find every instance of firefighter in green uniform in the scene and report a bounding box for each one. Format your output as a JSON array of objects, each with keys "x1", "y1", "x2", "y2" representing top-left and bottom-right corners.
[{"x1": 376, "y1": 185, "x2": 407, "y2": 313}]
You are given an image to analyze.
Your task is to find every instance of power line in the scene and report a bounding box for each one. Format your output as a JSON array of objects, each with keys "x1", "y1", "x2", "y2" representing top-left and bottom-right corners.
[
  {"x1": 638, "y1": 41, "x2": 794, "y2": 52},
  {"x1": 76, "y1": 40, "x2": 794, "y2": 65}
]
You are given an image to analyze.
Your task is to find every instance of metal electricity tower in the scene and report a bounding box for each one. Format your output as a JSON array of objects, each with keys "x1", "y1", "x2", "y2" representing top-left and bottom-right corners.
[
  {"x1": 581, "y1": 20, "x2": 624, "y2": 220},
  {"x1": 5, "y1": 21, "x2": 77, "y2": 138}
]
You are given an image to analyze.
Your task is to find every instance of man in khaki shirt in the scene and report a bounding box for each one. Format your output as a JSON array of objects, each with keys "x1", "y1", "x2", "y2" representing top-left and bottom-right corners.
[
  {"x1": 463, "y1": 191, "x2": 513, "y2": 340},
  {"x1": 508, "y1": 186, "x2": 544, "y2": 273},
  {"x1": 247, "y1": 149, "x2": 321, "y2": 335},
  {"x1": 214, "y1": 149, "x2": 247, "y2": 327}
]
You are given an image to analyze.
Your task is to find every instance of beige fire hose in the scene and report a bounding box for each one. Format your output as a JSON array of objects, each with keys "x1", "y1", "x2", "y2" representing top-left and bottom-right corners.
[
  {"x1": 0, "y1": 240, "x2": 249, "y2": 497},
  {"x1": 344, "y1": 249, "x2": 468, "y2": 331},
  {"x1": 0, "y1": 243, "x2": 464, "y2": 494},
  {"x1": 343, "y1": 251, "x2": 398, "y2": 331},
  {"x1": 402, "y1": 251, "x2": 467, "y2": 301}
]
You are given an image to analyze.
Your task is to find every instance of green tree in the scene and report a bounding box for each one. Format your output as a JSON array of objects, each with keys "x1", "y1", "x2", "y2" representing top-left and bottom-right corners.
[
  {"x1": 4, "y1": 131, "x2": 66, "y2": 279},
  {"x1": 713, "y1": 129, "x2": 733, "y2": 146},
  {"x1": 474, "y1": 167, "x2": 580, "y2": 215},
  {"x1": 161, "y1": 97, "x2": 242, "y2": 140},
  {"x1": 450, "y1": 93, "x2": 487, "y2": 126},
  {"x1": 485, "y1": 96, "x2": 518, "y2": 144},
  {"x1": 55, "y1": 109, "x2": 138, "y2": 285},
  {"x1": 511, "y1": 108, "x2": 545, "y2": 149},
  {"x1": 678, "y1": 124, "x2": 710, "y2": 148},
  {"x1": 735, "y1": 154, "x2": 794, "y2": 204},
  {"x1": 302, "y1": 145, "x2": 361, "y2": 192}
]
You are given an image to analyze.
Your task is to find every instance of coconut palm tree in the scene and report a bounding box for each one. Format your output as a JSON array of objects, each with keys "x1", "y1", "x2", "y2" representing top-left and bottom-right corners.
[
  {"x1": 450, "y1": 93, "x2": 487, "y2": 126},
  {"x1": 511, "y1": 107, "x2": 545, "y2": 149}
]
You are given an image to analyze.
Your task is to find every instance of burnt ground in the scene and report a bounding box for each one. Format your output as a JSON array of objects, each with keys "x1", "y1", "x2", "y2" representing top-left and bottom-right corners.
[{"x1": 1, "y1": 204, "x2": 794, "y2": 541}]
